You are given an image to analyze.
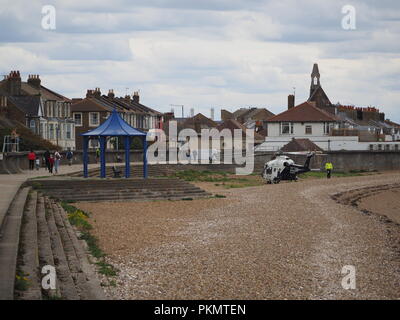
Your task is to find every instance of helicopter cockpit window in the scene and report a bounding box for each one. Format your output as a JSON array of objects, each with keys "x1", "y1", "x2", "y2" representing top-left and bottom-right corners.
[{"x1": 266, "y1": 167, "x2": 272, "y2": 174}]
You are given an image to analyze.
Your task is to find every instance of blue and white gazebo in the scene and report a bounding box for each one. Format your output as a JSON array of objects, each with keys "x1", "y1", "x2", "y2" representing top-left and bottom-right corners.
[{"x1": 81, "y1": 109, "x2": 148, "y2": 178}]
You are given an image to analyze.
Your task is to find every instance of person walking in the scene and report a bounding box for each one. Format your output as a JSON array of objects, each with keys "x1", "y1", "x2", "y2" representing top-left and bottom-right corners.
[
  {"x1": 54, "y1": 150, "x2": 61, "y2": 174},
  {"x1": 48, "y1": 154, "x2": 55, "y2": 174},
  {"x1": 28, "y1": 149, "x2": 36, "y2": 170},
  {"x1": 35, "y1": 155, "x2": 40, "y2": 170},
  {"x1": 66, "y1": 149, "x2": 73, "y2": 166},
  {"x1": 325, "y1": 161, "x2": 333, "y2": 179},
  {"x1": 44, "y1": 149, "x2": 51, "y2": 172},
  {"x1": 95, "y1": 147, "x2": 100, "y2": 163}
]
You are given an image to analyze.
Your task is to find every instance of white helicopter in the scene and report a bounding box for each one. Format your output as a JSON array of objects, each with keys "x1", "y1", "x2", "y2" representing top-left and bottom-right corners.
[{"x1": 261, "y1": 151, "x2": 319, "y2": 184}]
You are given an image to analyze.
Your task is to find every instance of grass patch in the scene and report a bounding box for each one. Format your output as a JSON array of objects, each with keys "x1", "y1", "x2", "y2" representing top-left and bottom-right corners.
[
  {"x1": 80, "y1": 231, "x2": 105, "y2": 259},
  {"x1": 171, "y1": 170, "x2": 230, "y2": 182},
  {"x1": 43, "y1": 294, "x2": 63, "y2": 300},
  {"x1": 30, "y1": 182, "x2": 42, "y2": 190},
  {"x1": 96, "y1": 261, "x2": 119, "y2": 277},
  {"x1": 172, "y1": 170, "x2": 265, "y2": 189},
  {"x1": 15, "y1": 272, "x2": 30, "y2": 291},
  {"x1": 60, "y1": 201, "x2": 118, "y2": 280},
  {"x1": 214, "y1": 194, "x2": 226, "y2": 198},
  {"x1": 67, "y1": 210, "x2": 92, "y2": 231}
]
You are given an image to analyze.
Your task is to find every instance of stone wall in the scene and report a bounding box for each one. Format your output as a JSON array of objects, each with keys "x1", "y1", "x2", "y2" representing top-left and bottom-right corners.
[{"x1": 1, "y1": 150, "x2": 399, "y2": 174}]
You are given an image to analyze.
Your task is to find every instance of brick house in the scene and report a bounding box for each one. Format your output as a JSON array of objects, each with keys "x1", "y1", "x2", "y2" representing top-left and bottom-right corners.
[
  {"x1": 0, "y1": 71, "x2": 75, "y2": 149},
  {"x1": 71, "y1": 88, "x2": 163, "y2": 150}
]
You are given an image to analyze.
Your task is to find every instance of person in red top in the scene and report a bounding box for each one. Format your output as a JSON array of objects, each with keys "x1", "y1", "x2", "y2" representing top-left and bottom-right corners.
[
  {"x1": 48, "y1": 154, "x2": 55, "y2": 174},
  {"x1": 28, "y1": 150, "x2": 36, "y2": 170}
]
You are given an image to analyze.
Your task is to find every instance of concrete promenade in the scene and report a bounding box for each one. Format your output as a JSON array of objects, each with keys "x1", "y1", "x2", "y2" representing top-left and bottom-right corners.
[{"x1": 0, "y1": 163, "x2": 104, "y2": 228}]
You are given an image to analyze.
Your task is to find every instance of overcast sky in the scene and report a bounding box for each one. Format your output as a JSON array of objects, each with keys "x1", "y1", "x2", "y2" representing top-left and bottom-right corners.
[{"x1": 0, "y1": 0, "x2": 399, "y2": 121}]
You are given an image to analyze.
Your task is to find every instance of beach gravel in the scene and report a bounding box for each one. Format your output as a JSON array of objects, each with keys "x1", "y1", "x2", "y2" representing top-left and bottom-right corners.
[{"x1": 76, "y1": 172, "x2": 400, "y2": 299}]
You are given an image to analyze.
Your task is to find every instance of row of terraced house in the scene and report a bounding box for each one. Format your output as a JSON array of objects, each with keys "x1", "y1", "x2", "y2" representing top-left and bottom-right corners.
[{"x1": 0, "y1": 70, "x2": 163, "y2": 150}]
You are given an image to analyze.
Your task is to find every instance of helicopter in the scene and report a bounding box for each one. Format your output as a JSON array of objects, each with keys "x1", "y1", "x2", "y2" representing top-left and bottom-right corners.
[{"x1": 261, "y1": 151, "x2": 318, "y2": 184}]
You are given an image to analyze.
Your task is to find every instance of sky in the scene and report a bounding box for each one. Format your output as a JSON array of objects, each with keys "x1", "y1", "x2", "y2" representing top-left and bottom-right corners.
[{"x1": 0, "y1": 0, "x2": 399, "y2": 121}]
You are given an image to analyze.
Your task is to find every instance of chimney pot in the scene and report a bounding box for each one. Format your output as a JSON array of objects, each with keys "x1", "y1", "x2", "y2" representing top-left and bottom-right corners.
[
  {"x1": 108, "y1": 89, "x2": 115, "y2": 98},
  {"x1": 132, "y1": 91, "x2": 139, "y2": 103},
  {"x1": 288, "y1": 94, "x2": 295, "y2": 109}
]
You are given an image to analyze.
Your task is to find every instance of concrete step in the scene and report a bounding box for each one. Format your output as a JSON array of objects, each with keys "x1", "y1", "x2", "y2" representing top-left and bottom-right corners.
[
  {"x1": 51, "y1": 202, "x2": 100, "y2": 300},
  {"x1": 16, "y1": 191, "x2": 42, "y2": 300},
  {"x1": 55, "y1": 203, "x2": 105, "y2": 300},
  {"x1": 36, "y1": 195, "x2": 60, "y2": 298},
  {"x1": 44, "y1": 197, "x2": 80, "y2": 300},
  {"x1": 0, "y1": 187, "x2": 30, "y2": 300},
  {"x1": 57, "y1": 192, "x2": 212, "y2": 202},
  {"x1": 43, "y1": 186, "x2": 204, "y2": 196}
]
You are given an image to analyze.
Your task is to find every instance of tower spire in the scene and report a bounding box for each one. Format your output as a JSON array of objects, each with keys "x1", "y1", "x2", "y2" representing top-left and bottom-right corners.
[{"x1": 310, "y1": 63, "x2": 320, "y2": 96}]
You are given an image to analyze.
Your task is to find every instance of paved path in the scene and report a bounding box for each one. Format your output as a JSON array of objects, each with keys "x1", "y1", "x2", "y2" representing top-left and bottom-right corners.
[
  {"x1": 78, "y1": 172, "x2": 400, "y2": 299},
  {"x1": 0, "y1": 163, "x2": 104, "y2": 228}
]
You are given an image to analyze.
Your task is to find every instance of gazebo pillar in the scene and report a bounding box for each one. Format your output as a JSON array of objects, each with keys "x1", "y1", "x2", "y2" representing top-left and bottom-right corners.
[
  {"x1": 124, "y1": 136, "x2": 130, "y2": 178},
  {"x1": 83, "y1": 136, "x2": 89, "y2": 178},
  {"x1": 99, "y1": 136, "x2": 107, "y2": 178},
  {"x1": 143, "y1": 136, "x2": 148, "y2": 179}
]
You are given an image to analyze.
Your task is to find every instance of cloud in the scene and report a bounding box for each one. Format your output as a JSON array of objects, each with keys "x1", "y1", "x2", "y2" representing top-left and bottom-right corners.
[{"x1": 0, "y1": 0, "x2": 399, "y2": 122}]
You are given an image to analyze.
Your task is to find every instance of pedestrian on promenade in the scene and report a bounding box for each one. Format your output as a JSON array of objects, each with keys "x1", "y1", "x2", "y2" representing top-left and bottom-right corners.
[
  {"x1": 54, "y1": 150, "x2": 61, "y2": 174},
  {"x1": 48, "y1": 154, "x2": 54, "y2": 174},
  {"x1": 325, "y1": 161, "x2": 333, "y2": 179},
  {"x1": 35, "y1": 155, "x2": 40, "y2": 170},
  {"x1": 44, "y1": 149, "x2": 51, "y2": 172},
  {"x1": 95, "y1": 147, "x2": 100, "y2": 163},
  {"x1": 28, "y1": 149, "x2": 36, "y2": 170},
  {"x1": 66, "y1": 149, "x2": 73, "y2": 166}
]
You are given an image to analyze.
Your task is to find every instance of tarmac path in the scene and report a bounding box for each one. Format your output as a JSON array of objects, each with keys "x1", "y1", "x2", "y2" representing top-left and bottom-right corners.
[{"x1": 78, "y1": 172, "x2": 400, "y2": 299}]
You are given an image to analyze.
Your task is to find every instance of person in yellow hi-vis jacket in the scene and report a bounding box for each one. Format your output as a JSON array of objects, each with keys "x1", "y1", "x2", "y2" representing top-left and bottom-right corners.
[{"x1": 325, "y1": 161, "x2": 333, "y2": 179}]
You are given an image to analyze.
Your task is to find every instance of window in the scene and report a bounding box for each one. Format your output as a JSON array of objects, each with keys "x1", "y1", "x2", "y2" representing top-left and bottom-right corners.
[
  {"x1": 73, "y1": 113, "x2": 82, "y2": 126},
  {"x1": 305, "y1": 125, "x2": 312, "y2": 135},
  {"x1": 280, "y1": 122, "x2": 293, "y2": 135},
  {"x1": 29, "y1": 119, "x2": 36, "y2": 132},
  {"x1": 49, "y1": 124, "x2": 55, "y2": 139},
  {"x1": 89, "y1": 112, "x2": 100, "y2": 127},
  {"x1": 66, "y1": 123, "x2": 72, "y2": 139},
  {"x1": 52, "y1": 103, "x2": 57, "y2": 118},
  {"x1": 323, "y1": 122, "x2": 331, "y2": 135}
]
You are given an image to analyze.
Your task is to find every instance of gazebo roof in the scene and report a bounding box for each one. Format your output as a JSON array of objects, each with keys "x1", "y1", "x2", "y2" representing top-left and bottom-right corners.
[{"x1": 81, "y1": 109, "x2": 147, "y2": 136}]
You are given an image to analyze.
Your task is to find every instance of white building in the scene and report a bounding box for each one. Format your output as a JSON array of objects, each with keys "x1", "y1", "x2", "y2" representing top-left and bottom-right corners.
[{"x1": 256, "y1": 102, "x2": 400, "y2": 152}]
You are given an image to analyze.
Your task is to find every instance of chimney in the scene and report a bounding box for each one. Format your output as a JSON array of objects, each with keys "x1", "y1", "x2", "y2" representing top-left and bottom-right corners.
[
  {"x1": 288, "y1": 94, "x2": 295, "y2": 109},
  {"x1": 108, "y1": 89, "x2": 115, "y2": 98},
  {"x1": 132, "y1": 91, "x2": 139, "y2": 103},
  {"x1": 124, "y1": 95, "x2": 131, "y2": 102},
  {"x1": 7, "y1": 71, "x2": 22, "y2": 96},
  {"x1": 210, "y1": 107, "x2": 215, "y2": 120},
  {"x1": 86, "y1": 89, "x2": 95, "y2": 98},
  {"x1": 27, "y1": 74, "x2": 41, "y2": 89},
  {"x1": 94, "y1": 87, "x2": 101, "y2": 98}
]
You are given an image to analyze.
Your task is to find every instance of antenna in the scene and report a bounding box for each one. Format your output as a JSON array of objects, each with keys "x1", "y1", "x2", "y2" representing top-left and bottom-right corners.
[
  {"x1": 293, "y1": 87, "x2": 296, "y2": 97},
  {"x1": 170, "y1": 104, "x2": 184, "y2": 117}
]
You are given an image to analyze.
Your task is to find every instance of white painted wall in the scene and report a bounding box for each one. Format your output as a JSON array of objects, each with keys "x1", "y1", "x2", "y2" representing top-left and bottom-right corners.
[
  {"x1": 255, "y1": 136, "x2": 400, "y2": 152},
  {"x1": 268, "y1": 122, "x2": 329, "y2": 137}
]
